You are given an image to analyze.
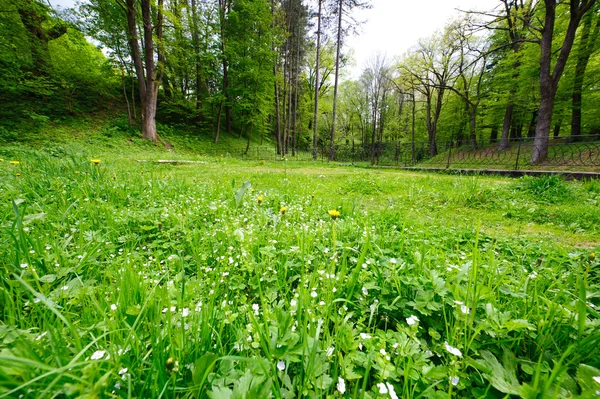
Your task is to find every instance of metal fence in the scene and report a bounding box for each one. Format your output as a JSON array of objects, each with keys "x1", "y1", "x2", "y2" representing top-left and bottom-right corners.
[{"x1": 198, "y1": 135, "x2": 600, "y2": 170}]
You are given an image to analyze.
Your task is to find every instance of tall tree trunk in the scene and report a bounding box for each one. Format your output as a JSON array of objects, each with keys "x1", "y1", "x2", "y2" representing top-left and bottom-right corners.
[
  {"x1": 312, "y1": 0, "x2": 323, "y2": 159},
  {"x1": 141, "y1": 0, "x2": 157, "y2": 142},
  {"x1": 532, "y1": 0, "x2": 596, "y2": 163},
  {"x1": 571, "y1": 9, "x2": 599, "y2": 141},
  {"x1": 554, "y1": 118, "x2": 562, "y2": 138},
  {"x1": 190, "y1": 0, "x2": 202, "y2": 109},
  {"x1": 121, "y1": 68, "x2": 133, "y2": 127},
  {"x1": 219, "y1": 0, "x2": 232, "y2": 134},
  {"x1": 330, "y1": 0, "x2": 343, "y2": 161},
  {"x1": 490, "y1": 125, "x2": 498, "y2": 143},
  {"x1": 370, "y1": 106, "x2": 377, "y2": 165},
  {"x1": 271, "y1": 1, "x2": 282, "y2": 154},
  {"x1": 214, "y1": 100, "x2": 224, "y2": 143},
  {"x1": 411, "y1": 93, "x2": 416, "y2": 164}
]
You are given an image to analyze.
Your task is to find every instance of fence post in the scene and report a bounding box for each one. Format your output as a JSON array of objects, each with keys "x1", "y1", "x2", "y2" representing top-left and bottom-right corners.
[
  {"x1": 446, "y1": 140, "x2": 452, "y2": 169},
  {"x1": 514, "y1": 140, "x2": 522, "y2": 171}
]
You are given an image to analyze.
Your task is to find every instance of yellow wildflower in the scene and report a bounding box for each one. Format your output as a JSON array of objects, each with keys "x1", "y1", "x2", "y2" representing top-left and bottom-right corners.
[
  {"x1": 165, "y1": 357, "x2": 179, "y2": 373},
  {"x1": 328, "y1": 209, "x2": 340, "y2": 220},
  {"x1": 280, "y1": 206, "x2": 287, "y2": 215},
  {"x1": 257, "y1": 195, "x2": 263, "y2": 204},
  {"x1": 91, "y1": 159, "x2": 101, "y2": 164},
  {"x1": 591, "y1": 253, "x2": 595, "y2": 260},
  {"x1": 10, "y1": 160, "x2": 19, "y2": 165}
]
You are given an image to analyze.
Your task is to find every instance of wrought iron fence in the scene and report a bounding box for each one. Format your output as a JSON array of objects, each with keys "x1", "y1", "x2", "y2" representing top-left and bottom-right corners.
[{"x1": 198, "y1": 135, "x2": 600, "y2": 170}]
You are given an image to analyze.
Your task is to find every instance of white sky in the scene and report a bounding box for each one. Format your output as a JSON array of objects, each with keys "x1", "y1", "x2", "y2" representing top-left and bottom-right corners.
[
  {"x1": 344, "y1": 0, "x2": 499, "y2": 78},
  {"x1": 50, "y1": 0, "x2": 500, "y2": 79}
]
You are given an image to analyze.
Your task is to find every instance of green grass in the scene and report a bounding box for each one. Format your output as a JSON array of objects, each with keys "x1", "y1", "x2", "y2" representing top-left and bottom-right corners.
[{"x1": 1, "y1": 136, "x2": 600, "y2": 398}]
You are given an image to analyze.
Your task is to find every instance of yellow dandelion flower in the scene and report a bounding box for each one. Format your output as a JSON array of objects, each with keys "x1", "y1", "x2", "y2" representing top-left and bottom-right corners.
[
  {"x1": 591, "y1": 253, "x2": 595, "y2": 260},
  {"x1": 91, "y1": 159, "x2": 101, "y2": 164},
  {"x1": 328, "y1": 209, "x2": 340, "y2": 220},
  {"x1": 280, "y1": 206, "x2": 287, "y2": 214},
  {"x1": 257, "y1": 195, "x2": 263, "y2": 204},
  {"x1": 165, "y1": 357, "x2": 179, "y2": 373},
  {"x1": 10, "y1": 160, "x2": 19, "y2": 165}
]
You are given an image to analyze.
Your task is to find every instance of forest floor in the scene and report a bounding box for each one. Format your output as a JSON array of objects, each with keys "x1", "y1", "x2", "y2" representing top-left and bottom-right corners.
[{"x1": 1, "y1": 126, "x2": 600, "y2": 398}]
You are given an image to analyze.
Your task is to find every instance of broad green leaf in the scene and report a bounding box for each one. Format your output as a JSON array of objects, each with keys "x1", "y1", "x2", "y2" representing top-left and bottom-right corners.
[{"x1": 193, "y1": 353, "x2": 219, "y2": 389}]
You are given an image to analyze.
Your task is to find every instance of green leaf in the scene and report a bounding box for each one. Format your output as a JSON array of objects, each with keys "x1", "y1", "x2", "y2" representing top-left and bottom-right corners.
[
  {"x1": 577, "y1": 364, "x2": 600, "y2": 394},
  {"x1": 234, "y1": 180, "x2": 252, "y2": 208},
  {"x1": 472, "y1": 350, "x2": 521, "y2": 395},
  {"x1": 208, "y1": 386, "x2": 233, "y2": 399},
  {"x1": 23, "y1": 213, "x2": 46, "y2": 225},
  {"x1": 193, "y1": 352, "x2": 219, "y2": 389}
]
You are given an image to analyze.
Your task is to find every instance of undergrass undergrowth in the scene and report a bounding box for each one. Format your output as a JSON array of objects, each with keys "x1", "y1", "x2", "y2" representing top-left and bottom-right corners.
[{"x1": 1, "y1": 145, "x2": 599, "y2": 399}]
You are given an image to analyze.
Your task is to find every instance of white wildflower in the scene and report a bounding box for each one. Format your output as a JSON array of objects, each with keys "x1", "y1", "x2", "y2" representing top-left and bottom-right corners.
[
  {"x1": 337, "y1": 377, "x2": 346, "y2": 394},
  {"x1": 252, "y1": 304, "x2": 259, "y2": 315},
  {"x1": 529, "y1": 271, "x2": 538, "y2": 279},
  {"x1": 460, "y1": 305, "x2": 470, "y2": 315},
  {"x1": 182, "y1": 308, "x2": 189, "y2": 317},
  {"x1": 362, "y1": 287, "x2": 368, "y2": 296},
  {"x1": 360, "y1": 333, "x2": 371, "y2": 340},
  {"x1": 276, "y1": 361, "x2": 285, "y2": 371},
  {"x1": 110, "y1": 304, "x2": 117, "y2": 311},
  {"x1": 444, "y1": 342, "x2": 462, "y2": 357},
  {"x1": 451, "y1": 376, "x2": 460, "y2": 386},
  {"x1": 91, "y1": 350, "x2": 106, "y2": 360},
  {"x1": 377, "y1": 382, "x2": 388, "y2": 394},
  {"x1": 406, "y1": 315, "x2": 419, "y2": 326},
  {"x1": 326, "y1": 346, "x2": 334, "y2": 357},
  {"x1": 310, "y1": 290, "x2": 317, "y2": 298}
]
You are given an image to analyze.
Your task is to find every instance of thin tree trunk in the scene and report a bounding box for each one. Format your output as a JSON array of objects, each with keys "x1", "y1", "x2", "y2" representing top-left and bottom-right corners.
[
  {"x1": 190, "y1": 0, "x2": 201, "y2": 109},
  {"x1": 499, "y1": 102, "x2": 514, "y2": 149},
  {"x1": 411, "y1": 93, "x2": 416, "y2": 164},
  {"x1": 571, "y1": 9, "x2": 599, "y2": 141},
  {"x1": 312, "y1": 0, "x2": 323, "y2": 160},
  {"x1": 330, "y1": 0, "x2": 343, "y2": 161},
  {"x1": 214, "y1": 100, "x2": 223, "y2": 143},
  {"x1": 121, "y1": 68, "x2": 133, "y2": 127}
]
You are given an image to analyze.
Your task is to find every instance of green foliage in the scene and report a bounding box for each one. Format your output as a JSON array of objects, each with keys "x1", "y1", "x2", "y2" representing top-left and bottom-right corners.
[
  {"x1": 517, "y1": 175, "x2": 572, "y2": 203},
  {"x1": 1, "y1": 135, "x2": 599, "y2": 397}
]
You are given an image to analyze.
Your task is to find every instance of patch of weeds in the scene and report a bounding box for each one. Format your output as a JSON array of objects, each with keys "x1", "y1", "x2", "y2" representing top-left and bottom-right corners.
[
  {"x1": 339, "y1": 176, "x2": 383, "y2": 194},
  {"x1": 516, "y1": 175, "x2": 572, "y2": 203}
]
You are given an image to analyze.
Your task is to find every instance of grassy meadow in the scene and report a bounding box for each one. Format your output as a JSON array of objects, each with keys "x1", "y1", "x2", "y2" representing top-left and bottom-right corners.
[{"x1": 1, "y1": 139, "x2": 600, "y2": 398}]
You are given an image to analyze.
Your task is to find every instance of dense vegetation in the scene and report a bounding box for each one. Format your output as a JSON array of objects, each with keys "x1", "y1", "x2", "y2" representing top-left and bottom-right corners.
[
  {"x1": 1, "y1": 0, "x2": 599, "y2": 164},
  {"x1": 1, "y1": 135, "x2": 600, "y2": 397},
  {"x1": 1, "y1": 2, "x2": 600, "y2": 396}
]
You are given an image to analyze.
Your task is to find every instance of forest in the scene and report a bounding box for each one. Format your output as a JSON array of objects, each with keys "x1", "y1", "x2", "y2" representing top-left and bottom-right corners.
[
  {"x1": 2, "y1": 1, "x2": 600, "y2": 398},
  {"x1": 2, "y1": 0, "x2": 599, "y2": 164}
]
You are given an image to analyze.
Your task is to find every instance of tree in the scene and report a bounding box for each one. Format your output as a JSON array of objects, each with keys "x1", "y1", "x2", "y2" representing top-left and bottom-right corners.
[
  {"x1": 401, "y1": 32, "x2": 458, "y2": 156},
  {"x1": 328, "y1": 0, "x2": 371, "y2": 160},
  {"x1": 312, "y1": 0, "x2": 324, "y2": 159},
  {"x1": 361, "y1": 53, "x2": 389, "y2": 165},
  {"x1": 532, "y1": 0, "x2": 597, "y2": 163},
  {"x1": 444, "y1": 18, "x2": 490, "y2": 148},
  {"x1": 570, "y1": 4, "x2": 599, "y2": 140}
]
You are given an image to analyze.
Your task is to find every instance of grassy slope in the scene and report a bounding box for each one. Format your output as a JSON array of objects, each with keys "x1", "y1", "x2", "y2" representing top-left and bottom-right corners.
[{"x1": 1, "y1": 124, "x2": 600, "y2": 398}]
